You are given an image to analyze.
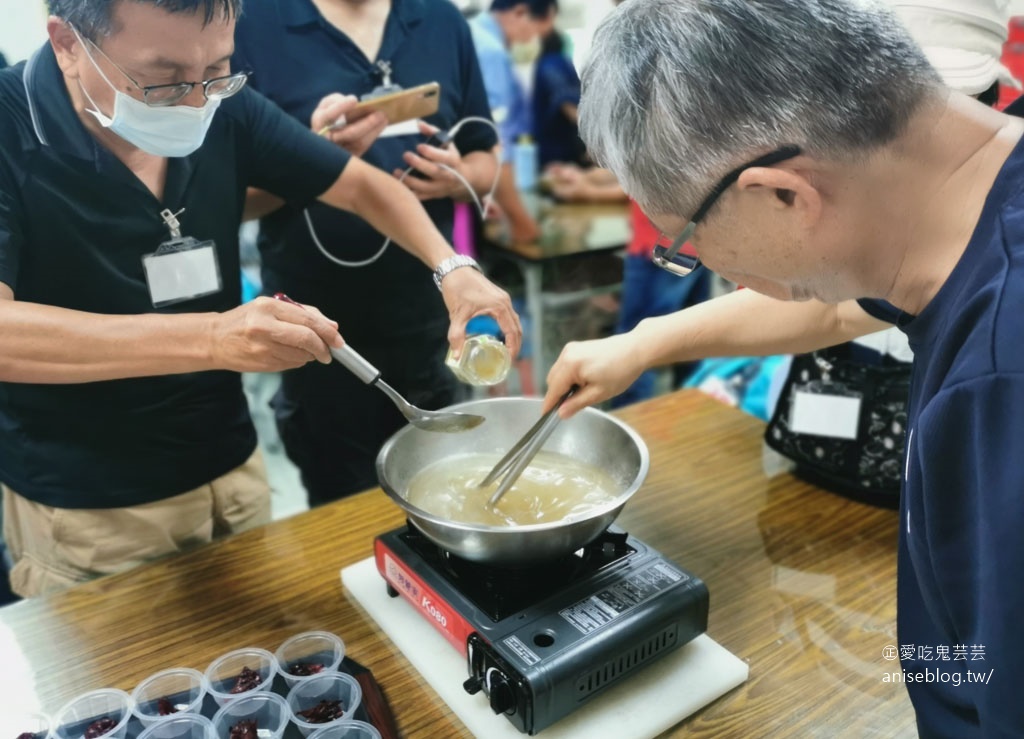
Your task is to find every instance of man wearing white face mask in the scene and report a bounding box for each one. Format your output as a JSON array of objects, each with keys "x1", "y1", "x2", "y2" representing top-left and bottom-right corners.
[
  {"x1": 0, "y1": 0, "x2": 519, "y2": 599},
  {"x1": 70, "y1": 25, "x2": 231, "y2": 158},
  {"x1": 469, "y1": 0, "x2": 557, "y2": 245}
]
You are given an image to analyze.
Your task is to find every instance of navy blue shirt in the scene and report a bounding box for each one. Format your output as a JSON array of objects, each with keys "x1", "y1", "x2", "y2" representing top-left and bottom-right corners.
[
  {"x1": 532, "y1": 48, "x2": 584, "y2": 167},
  {"x1": 857, "y1": 297, "x2": 904, "y2": 326},
  {"x1": 234, "y1": 0, "x2": 497, "y2": 343},
  {"x1": 862, "y1": 134, "x2": 1024, "y2": 737},
  {"x1": 0, "y1": 44, "x2": 349, "y2": 508}
]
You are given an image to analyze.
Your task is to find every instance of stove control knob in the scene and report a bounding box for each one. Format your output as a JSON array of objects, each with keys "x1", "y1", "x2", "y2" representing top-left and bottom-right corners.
[
  {"x1": 487, "y1": 672, "x2": 516, "y2": 715},
  {"x1": 463, "y1": 676, "x2": 484, "y2": 695}
]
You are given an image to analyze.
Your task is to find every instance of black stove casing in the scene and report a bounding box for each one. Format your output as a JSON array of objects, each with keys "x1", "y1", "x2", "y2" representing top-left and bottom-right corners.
[{"x1": 376, "y1": 526, "x2": 709, "y2": 735}]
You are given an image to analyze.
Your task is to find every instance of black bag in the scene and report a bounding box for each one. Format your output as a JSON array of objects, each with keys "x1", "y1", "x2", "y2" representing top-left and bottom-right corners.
[{"x1": 764, "y1": 344, "x2": 911, "y2": 509}]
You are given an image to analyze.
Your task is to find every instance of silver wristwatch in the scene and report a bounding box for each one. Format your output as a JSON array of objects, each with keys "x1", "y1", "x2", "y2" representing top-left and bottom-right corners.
[{"x1": 432, "y1": 254, "x2": 481, "y2": 291}]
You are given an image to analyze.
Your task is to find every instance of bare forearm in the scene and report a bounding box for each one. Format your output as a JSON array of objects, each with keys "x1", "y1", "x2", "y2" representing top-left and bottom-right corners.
[
  {"x1": 630, "y1": 291, "x2": 889, "y2": 369},
  {"x1": 583, "y1": 167, "x2": 620, "y2": 186},
  {"x1": 244, "y1": 187, "x2": 285, "y2": 221},
  {"x1": 321, "y1": 157, "x2": 454, "y2": 269},
  {"x1": 455, "y1": 150, "x2": 499, "y2": 202},
  {"x1": 495, "y1": 163, "x2": 533, "y2": 222},
  {"x1": 578, "y1": 182, "x2": 628, "y2": 202},
  {"x1": 0, "y1": 300, "x2": 214, "y2": 383}
]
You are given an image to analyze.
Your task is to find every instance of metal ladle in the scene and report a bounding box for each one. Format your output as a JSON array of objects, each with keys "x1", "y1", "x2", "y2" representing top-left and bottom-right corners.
[{"x1": 273, "y1": 294, "x2": 485, "y2": 433}]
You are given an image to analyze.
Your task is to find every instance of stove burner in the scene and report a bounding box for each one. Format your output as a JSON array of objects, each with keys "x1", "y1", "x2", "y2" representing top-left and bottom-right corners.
[
  {"x1": 397, "y1": 525, "x2": 636, "y2": 621},
  {"x1": 375, "y1": 523, "x2": 710, "y2": 735}
]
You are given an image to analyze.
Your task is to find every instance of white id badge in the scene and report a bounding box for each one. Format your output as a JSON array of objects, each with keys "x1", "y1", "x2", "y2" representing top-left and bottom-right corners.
[
  {"x1": 789, "y1": 384, "x2": 863, "y2": 440},
  {"x1": 379, "y1": 119, "x2": 423, "y2": 138},
  {"x1": 142, "y1": 237, "x2": 222, "y2": 308}
]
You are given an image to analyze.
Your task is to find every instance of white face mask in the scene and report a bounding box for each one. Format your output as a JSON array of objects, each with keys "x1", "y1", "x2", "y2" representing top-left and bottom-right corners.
[
  {"x1": 510, "y1": 36, "x2": 542, "y2": 65},
  {"x1": 75, "y1": 32, "x2": 220, "y2": 157}
]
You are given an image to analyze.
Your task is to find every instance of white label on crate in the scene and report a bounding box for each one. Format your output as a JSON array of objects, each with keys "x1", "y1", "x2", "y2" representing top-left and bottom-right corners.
[
  {"x1": 504, "y1": 635, "x2": 541, "y2": 666},
  {"x1": 559, "y1": 562, "x2": 687, "y2": 635}
]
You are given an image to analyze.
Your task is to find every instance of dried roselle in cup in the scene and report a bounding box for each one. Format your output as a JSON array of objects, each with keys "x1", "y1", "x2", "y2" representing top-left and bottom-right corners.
[
  {"x1": 287, "y1": 661, "x2": 325, "y2": 677},
  {"x1": 228, "y1": 720, "x2": 258, "y2": 739},
  {"x1": 229, "y1": 665, "x2": 262, "y2": 694},
  {"x1": 297, "y1": 699, "x2": 345, "y2": 723},
  {"x1": 157, "y1": 696, "x2": 178, "y2": 715},
  {"x1": 84, "y1": 717, "x2": 118, "y2": 739},
  {"x1": 16, "y1": 733, "x2": 36, "y2": 739}
]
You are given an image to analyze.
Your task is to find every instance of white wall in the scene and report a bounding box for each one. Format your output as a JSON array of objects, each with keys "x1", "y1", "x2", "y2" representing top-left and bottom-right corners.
[
  {"x1": 21, "y1": 0, "x2": 1024, "y2": 71},
  {"x1": 0, "y1": 0, "x2": 48, "y2": 65},
  {"x1": 568, "y1": 0, "x2": 616, "y2": 70}
]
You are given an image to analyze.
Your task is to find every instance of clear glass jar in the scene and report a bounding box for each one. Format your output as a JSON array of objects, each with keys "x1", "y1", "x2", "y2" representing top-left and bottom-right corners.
[{"x1": 446, "y1": 334, "x2": 511, "y2": 386}]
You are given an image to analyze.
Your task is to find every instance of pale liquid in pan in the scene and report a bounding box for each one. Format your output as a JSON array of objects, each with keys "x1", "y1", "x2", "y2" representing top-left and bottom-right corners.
[{"x1": 405, "y1": 452, "x2": 621, "y2": 527}]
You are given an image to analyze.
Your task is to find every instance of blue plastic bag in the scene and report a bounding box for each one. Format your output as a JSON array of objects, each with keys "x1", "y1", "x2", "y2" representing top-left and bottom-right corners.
[{"x1": 683, "y1": 355, "x2": 789, "y2": 421}]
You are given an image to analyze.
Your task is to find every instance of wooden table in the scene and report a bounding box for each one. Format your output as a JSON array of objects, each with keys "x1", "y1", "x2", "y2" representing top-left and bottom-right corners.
[
  {"x1": 482, "y1": 198, "x2": 630, "y2": 393},
  {"x1": 0, "y1": 390, "x2": 915, "y2": 737}
]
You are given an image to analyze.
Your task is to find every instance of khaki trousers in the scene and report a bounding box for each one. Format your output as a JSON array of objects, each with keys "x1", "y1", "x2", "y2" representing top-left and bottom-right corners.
[{"x1": 2, "y1": 450, "x2": 271, "y2": 598}]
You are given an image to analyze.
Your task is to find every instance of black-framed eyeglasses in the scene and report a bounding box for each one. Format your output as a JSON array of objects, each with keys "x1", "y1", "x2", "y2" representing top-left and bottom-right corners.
[
  {"x1": 81, "y1": 33, "x2": 249, "y2": 107},
  {"x1": 652, "y1": 145, "x2": 803, "y2": 277}
]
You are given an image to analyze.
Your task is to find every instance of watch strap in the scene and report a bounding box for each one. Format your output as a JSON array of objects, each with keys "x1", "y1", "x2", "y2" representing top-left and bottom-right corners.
[{"x1": 432, "y1": 254, "x2": 481, "y2": 291}]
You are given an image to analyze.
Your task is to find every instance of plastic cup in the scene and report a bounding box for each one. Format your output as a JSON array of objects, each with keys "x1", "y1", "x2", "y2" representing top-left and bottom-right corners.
[
  {"x1": 131, "y1": 668, "x2": 207, "y2": 726},
  {"x1": 286, "y1": 672, "x2": 362, "y2": 737},
  {"x1": 204, "y1": 647, "x2": 277, "y2": 707},
  {"x1": 52, "y1": 689, "x2": 132, "y2": 739},
  {"x1": 210, "y1": 693, "x2": 289, "y2": 739},
  {"x1": 275, "y1": 631, "x2": 345, "y2": 689},
  {"x1": 308, "y1": 721, "x2": 382, "y2": 739},
  {"x1": 0, "y1": 711, "x2": 51, "y2": 739},
  {"x1": 136, "y1": 714, "x2": 215, "y2": 739}
]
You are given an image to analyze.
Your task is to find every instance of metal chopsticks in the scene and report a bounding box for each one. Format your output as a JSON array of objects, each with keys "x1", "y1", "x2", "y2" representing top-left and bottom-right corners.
[{"x1": 480, "y1": 386, "x2": 578, "y2": 507}]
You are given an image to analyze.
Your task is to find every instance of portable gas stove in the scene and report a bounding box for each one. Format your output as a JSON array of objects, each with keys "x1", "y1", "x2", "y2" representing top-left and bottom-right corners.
[{"x1": 374, "y1": 524, "x2": 709, "y2": 735}]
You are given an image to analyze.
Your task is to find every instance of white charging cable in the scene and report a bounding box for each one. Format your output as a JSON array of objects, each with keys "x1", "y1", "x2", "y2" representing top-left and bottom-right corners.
[{"x1": 305, "y1": 116, "x2": 502, "y2": 268}]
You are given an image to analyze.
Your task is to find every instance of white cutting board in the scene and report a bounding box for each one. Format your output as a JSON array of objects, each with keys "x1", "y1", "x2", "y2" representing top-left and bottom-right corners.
[{"x1": 341, "y1": 557, "x2": 748, "y2": 738}]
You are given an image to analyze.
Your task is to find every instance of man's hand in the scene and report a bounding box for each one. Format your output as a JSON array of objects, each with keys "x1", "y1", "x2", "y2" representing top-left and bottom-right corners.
[
  {"x1": 439, "y1": 267, "x2": 522, "y2": 360},
  {"x1": 395, "y1": 122, "x2": 469, "y2": 201},
  {"x1": 543, "y1": 334, "x2": 649, "y2": 418},
  {"x1": 547, "y1": 165, "x2": 589, "y2": 202},
  {"x1": 311, "y1": 93, "x2": 389, "y2": 157},
  {"x1": 484, "y1": 198, "x2": 505, "y2": 221},
  {"x1": 509, "y1": 214, "x2": 542, "y2": 244},
  {"x1": 209, "y1": 297, "x2": 343, "y2": 372}
]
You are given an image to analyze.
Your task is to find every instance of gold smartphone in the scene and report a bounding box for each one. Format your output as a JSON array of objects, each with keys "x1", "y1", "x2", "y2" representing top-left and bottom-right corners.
[{"x1": 346, "y1": 82, "x2": 441, "y2": 125}]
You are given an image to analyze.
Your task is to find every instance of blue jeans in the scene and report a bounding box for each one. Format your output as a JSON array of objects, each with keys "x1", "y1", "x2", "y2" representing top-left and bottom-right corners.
[{"x1": 612, "y1": 255, "x2": 710, "y2": 408}]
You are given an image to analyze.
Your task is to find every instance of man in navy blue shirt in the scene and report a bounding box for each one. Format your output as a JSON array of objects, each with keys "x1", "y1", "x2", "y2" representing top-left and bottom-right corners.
[
  {"x1": 234, "y1": 0, "x2": 506, "y2": 505},
  {"x1": 532, "y1": 13, "x2": 584, "y2": 168},
  {"x1": 541, "y1": 0, "x2": 1024, "y2": 735},
  {"x1": 469, "y1": 0, "x2": 557, "y2": 245},
  {"x1": 0, "y1": 0, "x2": 518, "y2": 597}
]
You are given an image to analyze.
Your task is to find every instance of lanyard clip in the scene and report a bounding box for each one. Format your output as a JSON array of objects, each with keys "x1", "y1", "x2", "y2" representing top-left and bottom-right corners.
[
  {"x1": 376, "y1": 60, "x2": 394, "y2": 88},
  {"x1": 159, "y1": 208, "x2": 185, "y2": 239},
  {"x1": 362, "y1": 60, "x2": 402, "y2": 100},
  {"x1": 814, "y1": 354, "x2": 834, "y2": 383}
]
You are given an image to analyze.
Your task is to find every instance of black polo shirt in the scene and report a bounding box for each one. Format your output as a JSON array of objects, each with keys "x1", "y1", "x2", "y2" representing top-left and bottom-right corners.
[
  {"x1": 234, "y1": 0, "x2": 497, "y2": 343},
  {"x1": 0, "y1": 44, "x2": 350, "y2": 508}
]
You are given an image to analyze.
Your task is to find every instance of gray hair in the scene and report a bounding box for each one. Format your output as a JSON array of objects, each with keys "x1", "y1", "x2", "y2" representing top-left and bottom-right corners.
[
  {"x1": 48, "y1": 0, "x2": 242, "y2": 40},
  {"x1": 580, "y1": 0, "x2": 942, "y2": 217}
]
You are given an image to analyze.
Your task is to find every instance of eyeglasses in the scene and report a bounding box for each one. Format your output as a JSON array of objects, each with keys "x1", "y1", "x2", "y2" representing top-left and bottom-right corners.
[
  {"x1": 652, "y1": 145, "x2": 803, "y2": 276},
  {"x1": 81, "y1": 33, "x2": 249, "y2": 107}
]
